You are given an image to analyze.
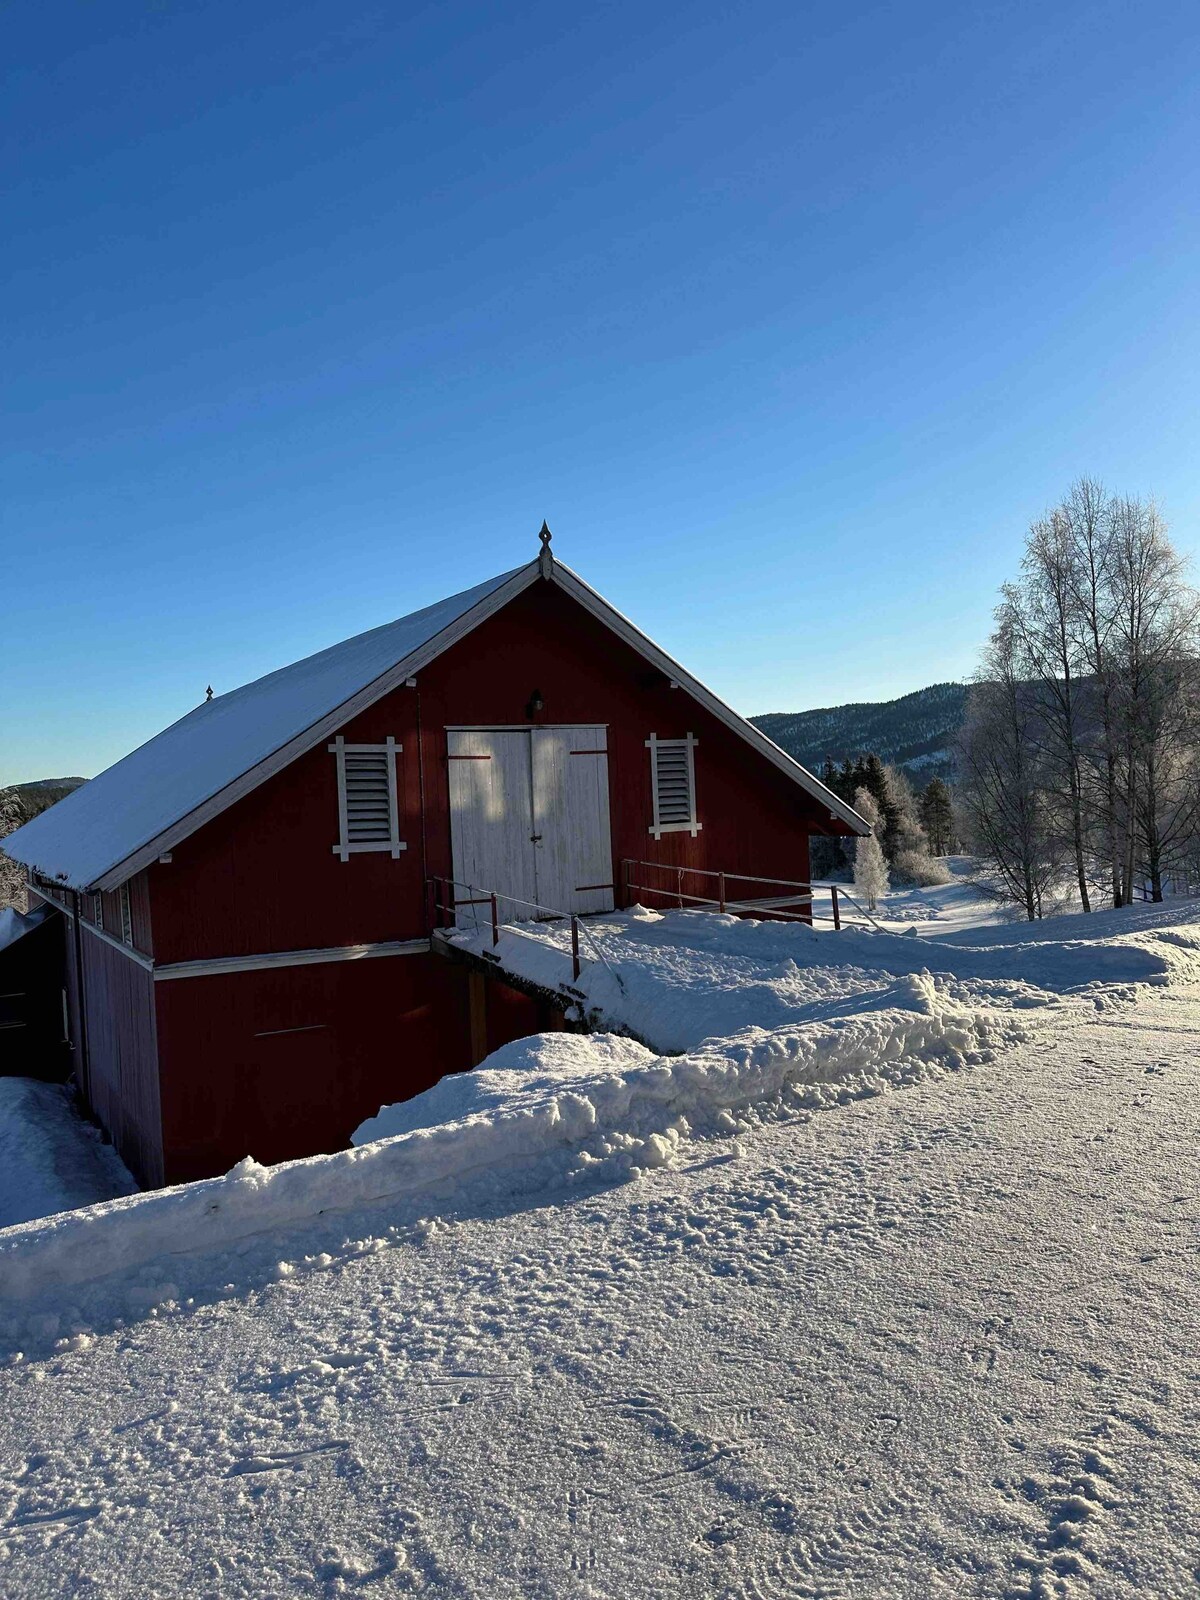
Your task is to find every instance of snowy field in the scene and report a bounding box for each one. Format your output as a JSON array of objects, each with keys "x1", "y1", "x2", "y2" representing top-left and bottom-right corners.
[{"x1": 2, "y1": 901, "x2": 1200, "y2": 1595}]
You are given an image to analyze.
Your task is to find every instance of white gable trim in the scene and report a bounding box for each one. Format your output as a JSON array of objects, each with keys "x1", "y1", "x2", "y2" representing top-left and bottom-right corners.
[
  {"x1": 549, "y1": 564, "x2": 869, "y2": 834},
  {"x1": 89, "y1": 563, "x2": 542, "y2": 890},
  {"x1": 86, "y1": 553, "x2": 864, "y2": 889}
]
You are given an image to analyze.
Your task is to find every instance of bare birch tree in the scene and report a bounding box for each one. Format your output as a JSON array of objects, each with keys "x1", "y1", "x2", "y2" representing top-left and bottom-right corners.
[
  {"x1": 967, "y1": 480, "x2": 1200, "y2": 912},
  {"x1": 1106, "y1": 495, "x2": 1200, "y2": 900},
  {"x1": 1004, "y1": 507, "x2": 1093, "y2": 910},
  {"x1": 960, "y1": 605, "x2": 1064, "y2": 919}
]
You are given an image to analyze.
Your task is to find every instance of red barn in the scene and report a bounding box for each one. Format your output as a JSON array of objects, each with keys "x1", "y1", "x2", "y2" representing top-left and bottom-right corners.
[{"x1": 5, "y1": 532, "x2": 866, "y2": 1187}]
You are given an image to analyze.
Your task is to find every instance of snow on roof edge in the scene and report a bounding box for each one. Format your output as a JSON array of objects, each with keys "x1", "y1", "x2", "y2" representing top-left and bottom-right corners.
[{"x1": 3, "y1": 564, "x2": 534, "y2": 890}]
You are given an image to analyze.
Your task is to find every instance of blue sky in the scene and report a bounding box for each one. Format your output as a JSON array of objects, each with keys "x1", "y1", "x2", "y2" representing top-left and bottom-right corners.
[{"x1": 3, "y1": 0, "x2": 1199, "y2": 784}]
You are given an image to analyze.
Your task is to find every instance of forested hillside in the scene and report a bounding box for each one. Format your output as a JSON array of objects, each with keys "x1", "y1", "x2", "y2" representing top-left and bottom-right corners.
[
  {"x1": 0, "y1": 778, "x2": 86, "y2": 910},
  {"x1": 752, "y1": 683, "x2": 965, "y2": 783}
]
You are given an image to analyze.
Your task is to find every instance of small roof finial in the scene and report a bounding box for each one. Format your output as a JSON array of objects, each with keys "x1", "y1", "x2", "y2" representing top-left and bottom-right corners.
[
  {"x1": 205, "y1": 685, "x2": 214, "y2": 701},
  {"x1": 537, "y1": 519, "x2": 553, "y2": 578}
]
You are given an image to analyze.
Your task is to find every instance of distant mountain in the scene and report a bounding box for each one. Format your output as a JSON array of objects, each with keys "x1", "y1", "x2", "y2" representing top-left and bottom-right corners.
[
  {"x1": 1, "y1": 777, "x2": 86, "y2": 818},
  {"x1": 752, "y1": 683, "x2": 966, "y2": 785},
  {"x1": 1, "y1": 773, "x2": 85, "y2": 857}
]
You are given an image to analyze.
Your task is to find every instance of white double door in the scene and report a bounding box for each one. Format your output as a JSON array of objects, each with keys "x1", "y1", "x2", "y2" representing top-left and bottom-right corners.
[{"x1": 447, "y1": 726, "x2": 614, "y2": 920}]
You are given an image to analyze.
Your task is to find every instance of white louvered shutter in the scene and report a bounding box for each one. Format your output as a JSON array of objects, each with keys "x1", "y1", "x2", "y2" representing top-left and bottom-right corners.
[
  {"x1": 329, "y1": 736, "x2": 405, "y2": 860},
  {"x1": 647, "y1": 733, "x2": 701, "y2": 838}
]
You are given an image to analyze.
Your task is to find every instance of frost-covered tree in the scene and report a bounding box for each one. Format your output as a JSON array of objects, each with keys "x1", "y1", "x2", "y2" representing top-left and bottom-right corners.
[
  {"x1": 0, "y1": 791, "x2": 31, "y2": 913},
  {"x1": 880, "y1": 765, "x2": 927, "y2": 857},
  {"x1": 960, "y1": 607, "x2": 1065, "y2": 919},
  {"x1": 852, "y1": 788, "x2": 889, "y2": 910},
  {"x1": 1004, "y1": 503, "x2": 1095, "y2": 911},
  {"x1": 968, "y1": 480, "x2": 1200, "y2": 910}
]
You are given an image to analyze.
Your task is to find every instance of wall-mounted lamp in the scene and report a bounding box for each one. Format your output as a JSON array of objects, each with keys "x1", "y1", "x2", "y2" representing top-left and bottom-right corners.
[{"x1": 525, "y1": 689, "x2": 544, "y2": 720}]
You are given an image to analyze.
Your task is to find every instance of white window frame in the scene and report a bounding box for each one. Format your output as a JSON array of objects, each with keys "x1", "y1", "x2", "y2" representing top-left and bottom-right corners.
[
  {"x1": 119, "y1": 883, "x2": 133, "y2": 947},
  {"x1": 646, "y1": 732, "x2": 701, "y2": 839},
  {"x1": 92, "y1": 891, "x2": 104, "y2": 929},
  {"x1": 329, "y1": 735, "x2": 406, "y2": 862}
]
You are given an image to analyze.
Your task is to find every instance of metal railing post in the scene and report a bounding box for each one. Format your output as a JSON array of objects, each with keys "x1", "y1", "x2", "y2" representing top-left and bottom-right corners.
[
  {"x1": 490, "y1": 892, "x2": 499, "y2": 946},
  {"x1": 718, "y1": 872, "x2": 726, "y2": 914},
  {"x1": 571, "y1": 916, "x2": 581, "y2": 980},
  {"x1": 831, "y1": 884, "x2": 841, "y2": 931}
]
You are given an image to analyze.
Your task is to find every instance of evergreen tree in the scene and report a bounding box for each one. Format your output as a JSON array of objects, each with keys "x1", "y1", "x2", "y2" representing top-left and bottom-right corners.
[{"x1": 919, "y1": 778, "x2": 954, "y2": 856}]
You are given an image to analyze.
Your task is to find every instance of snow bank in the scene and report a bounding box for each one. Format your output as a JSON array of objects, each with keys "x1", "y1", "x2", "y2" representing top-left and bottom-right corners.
[
  {"x1": 0, "y1": 973, "x2": 1016, "y2": 1312},
  {"x1": 446, "y1": 906, "x2": 1200, "y2": 1054},
  {"x1": 7, "y1": 900, "x2": 1198, "y2": 1327},
  {"x1": 0, "y1": 972, "x2": 1024, "y2": 1312}
]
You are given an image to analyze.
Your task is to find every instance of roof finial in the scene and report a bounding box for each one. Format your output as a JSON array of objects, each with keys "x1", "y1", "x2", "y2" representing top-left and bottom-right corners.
[
  {"x1": 205, "y1": 685, "x2": 214, "y2": 701},
  {"x1": 537, "y1": 520, "x2": 553, "y2": 579}
]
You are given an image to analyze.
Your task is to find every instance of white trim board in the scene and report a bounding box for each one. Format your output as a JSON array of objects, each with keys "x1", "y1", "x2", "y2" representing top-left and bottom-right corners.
[
  {"x1": 30, "y1": 884, "x2": 432, "y2": 979},
  {"x1": 29, "y1": 887, "x2": 155, "y2": 973},
  {"x1": 68, "y1": 554, "x2": 867, "y2": 890},
  {"x1": 154, "y1": 938, "x2": 431, "y2": 982}
]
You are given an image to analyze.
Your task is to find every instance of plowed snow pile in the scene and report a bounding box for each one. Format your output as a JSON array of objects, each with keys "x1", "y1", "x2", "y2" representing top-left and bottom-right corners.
[{"x1": 5, "y1": 905, "x2": 1200, "y2": 1325}]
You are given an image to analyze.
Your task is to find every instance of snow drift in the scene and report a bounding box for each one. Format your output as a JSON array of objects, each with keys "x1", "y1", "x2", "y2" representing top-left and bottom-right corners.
[{"x1": 5, "y1": 901, "x2": 1200, "y2": 1332}]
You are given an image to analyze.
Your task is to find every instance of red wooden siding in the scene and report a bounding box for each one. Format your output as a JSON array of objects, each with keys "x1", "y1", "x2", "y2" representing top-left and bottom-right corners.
[
  {"x1": 148, "y1": 582, "x2": 847, "y2": 965},
  {"x1": 78, "y1": 929, "x2": 163, "y2": 1187},
  {"x1": 153, "y1": 953, "x2": 474, "y2": 1184}
]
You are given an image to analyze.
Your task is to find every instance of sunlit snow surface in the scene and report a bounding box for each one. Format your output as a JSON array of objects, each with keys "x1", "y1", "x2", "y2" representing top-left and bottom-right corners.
[{"x1": 3, "y1": 897, "x2": 1200, "y2": 1596}]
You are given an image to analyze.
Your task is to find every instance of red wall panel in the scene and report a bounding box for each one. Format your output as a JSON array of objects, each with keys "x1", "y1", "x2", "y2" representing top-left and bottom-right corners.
[
  {"x1": 153, "y1": 952, "x2": 473, "y2": 1184},
  {"x1": 79, "y1": 929, "x2": 163, "y2": 1187}
]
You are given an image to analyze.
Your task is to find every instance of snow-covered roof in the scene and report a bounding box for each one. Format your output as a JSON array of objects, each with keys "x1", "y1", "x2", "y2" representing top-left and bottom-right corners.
[
  {"x1": 3, "y1": 550, "x2": 868, "y2": 892},
  {"x1": 3, "y1": 566, "x2": 529, "y2": 891}
]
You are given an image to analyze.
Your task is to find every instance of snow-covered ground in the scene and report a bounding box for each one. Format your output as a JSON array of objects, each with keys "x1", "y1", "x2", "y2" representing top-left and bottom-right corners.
[
  {"x1": 0, "y1": 1079, "x2": 135, "y2": 1229},
  {"x1": 855, "y1": 856, "x2": 1012, "y2": 937},
  {"x1": 2, "y1": 901, "x2": 1200, "y2": 1596},
  {"x1": 436, "y1": 894, "x2": 1200, "y2": 1058}
]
